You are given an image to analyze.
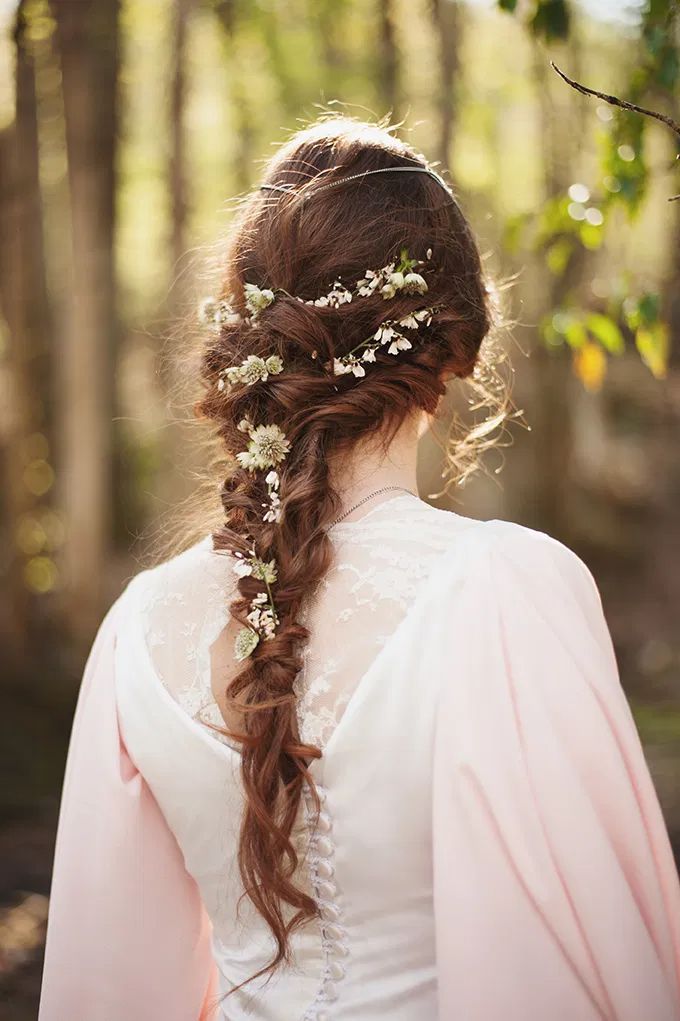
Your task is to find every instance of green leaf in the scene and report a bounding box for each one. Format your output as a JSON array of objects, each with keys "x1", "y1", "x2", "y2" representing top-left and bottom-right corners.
[
  {"x1": 579, "y1": 222, "x2": 604, "y2": 251},
  {"x1": 623, "y1": 292, "x2": 660, "y2": 331},
  {"x1": 530, "y1": 0, "x2": 570, "y2": 41},
  {"x1": 546, "y1": 238, "x2": 572, "y2": 276},
  {"x1": 638, "y1": 292, "x2": 661, "y2": 327},
  {"x1": 564, "y1": 318, "x2": 587, "y2": 350},
  {"x1": 586, "y1": 313, "x2": 625, "y2": 355},
  {"x1": 635, "y1": 322, "x2": 669, "y2": 379}
]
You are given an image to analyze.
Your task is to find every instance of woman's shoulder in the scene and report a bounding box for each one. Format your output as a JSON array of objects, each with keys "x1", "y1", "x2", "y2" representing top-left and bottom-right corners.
[
  {"x1": 436, "y1": 512, "x2": 600, "y2": 612},
  {"x1": 117, "y1": 533, "x2": 235, "y2": 618}
]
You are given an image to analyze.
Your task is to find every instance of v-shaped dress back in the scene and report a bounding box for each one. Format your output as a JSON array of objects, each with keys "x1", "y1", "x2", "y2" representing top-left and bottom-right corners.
[{"x1": 39, "y1": 495, "x2": 680, "y2": 1021}]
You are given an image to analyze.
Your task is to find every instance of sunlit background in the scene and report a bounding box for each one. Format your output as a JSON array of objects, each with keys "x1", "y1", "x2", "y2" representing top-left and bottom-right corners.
[{"x1": 0, "y1": 0, "x2": 678, "y2": 1014}]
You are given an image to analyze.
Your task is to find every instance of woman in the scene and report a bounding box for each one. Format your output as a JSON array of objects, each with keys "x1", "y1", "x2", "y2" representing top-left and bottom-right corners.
[{"x1": 39, "y1": 117, "x2": 680, "y2": 1021}]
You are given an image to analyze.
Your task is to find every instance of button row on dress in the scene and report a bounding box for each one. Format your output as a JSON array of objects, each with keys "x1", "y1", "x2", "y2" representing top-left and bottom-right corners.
[{"x1": 302, "y1": 779, "x2": 349, "y2": 1018}]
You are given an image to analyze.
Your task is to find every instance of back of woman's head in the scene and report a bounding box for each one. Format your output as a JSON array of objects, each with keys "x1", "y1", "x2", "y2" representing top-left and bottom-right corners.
[{"x1": 196, "y1": 114, "x2": 496, "y2": 991}]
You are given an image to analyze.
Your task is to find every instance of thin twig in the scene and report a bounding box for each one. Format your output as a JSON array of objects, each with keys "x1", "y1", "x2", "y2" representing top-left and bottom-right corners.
[{"x1": 551, "y1": 61, "x2": 680, "y2": 201}]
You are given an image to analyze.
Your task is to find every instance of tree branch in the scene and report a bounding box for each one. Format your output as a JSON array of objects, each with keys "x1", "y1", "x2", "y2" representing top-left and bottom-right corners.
[{"x1": 551, "y1": 61, "x2": 680, "y2": 201}]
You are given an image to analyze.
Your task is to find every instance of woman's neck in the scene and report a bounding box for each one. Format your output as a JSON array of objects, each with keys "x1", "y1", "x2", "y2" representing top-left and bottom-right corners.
[{"x1": 326, "y1": 412, "x2": 425, "y2": 523}]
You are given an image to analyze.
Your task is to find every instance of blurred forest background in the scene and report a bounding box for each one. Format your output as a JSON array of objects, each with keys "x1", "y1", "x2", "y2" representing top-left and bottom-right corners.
[{"x1": 0, "y1": 0, "x2": 679, "y2": 1015}]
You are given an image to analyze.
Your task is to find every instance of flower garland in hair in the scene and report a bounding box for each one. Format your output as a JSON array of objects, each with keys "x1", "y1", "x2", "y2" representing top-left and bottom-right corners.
[
  {"x1": 226, "y1": 417, "x2": 291, "y2": 660},
  {"x1": 199, "y1": 246, "x2": 435, "y2": 660}
]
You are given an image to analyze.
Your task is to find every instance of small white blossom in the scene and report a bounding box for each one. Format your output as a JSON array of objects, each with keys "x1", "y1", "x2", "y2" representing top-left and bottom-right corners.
[
  {"x1": 198, "y1": 297, "x2": 241, "y2": 329},
  {"x1": 198, "y1": 298, "x2": 218, "y2": 324},
  {"x1": 263, "y1": 500, "x2": 281, "y2": 524},
  {"x1": 387, "y1": 333, "x2": 413, "y2": 355},
  {"x1": 402, "y1": 272, "x2": 428, "y2": 295},
  {"x1": 362, "y1": 347, "x2": 377, "y2": 362},
  {"x1": 265, "y1": 355, "x2": 284, "y2": 375},
  {"x1": 262, "y1": 468, "x2": 282, "y2": 523},
  {"x1": 235, "y1": 449, "x2": 260, "y2": 471},
  {"x1": 244, "y1": 282, "x2": 275, "y2": 315},
  {"x1": 233, "y1": 558, "x2": 254, "y2": 578},
  {"x1": 375, "y1": 324, "x2": 397, "y2": 345}
]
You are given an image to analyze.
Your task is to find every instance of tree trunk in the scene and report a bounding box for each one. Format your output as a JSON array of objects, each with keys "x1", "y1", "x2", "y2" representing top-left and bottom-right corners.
[
  {"x1": 215, "y1": 0, "x2": 255, "y2": 193},
  {"x1": 528, "y1": 42, "x2": 583, "y2": 537},
  {"x1": 377, "y1": 0, "x2": 399, "y2": 120},
  {"x1": 49, "y1": 0, "x2": 120, "y2": 642},
  {"x1": 429, "y1": 0, "x2": 460, "y2": 171},
  {"x1": 0, "y1": 4, "x2": 54, "y2": 667}
]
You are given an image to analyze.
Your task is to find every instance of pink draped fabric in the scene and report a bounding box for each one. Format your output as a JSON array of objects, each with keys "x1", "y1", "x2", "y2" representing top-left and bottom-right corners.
[
  {"x1": 38, "y1": 594, "x2": 220, "y2": 1021},
  {"x1": 432, "y1": 535, "x2": 680, "y2": 1020}
]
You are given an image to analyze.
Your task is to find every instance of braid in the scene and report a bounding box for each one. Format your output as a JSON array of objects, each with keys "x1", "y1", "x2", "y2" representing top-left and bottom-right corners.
[{"x1": 194, "y1": 114, "x2": 497, "y2": 998}]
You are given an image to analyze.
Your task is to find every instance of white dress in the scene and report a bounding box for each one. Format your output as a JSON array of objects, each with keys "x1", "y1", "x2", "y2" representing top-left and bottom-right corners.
[
  {"x1": 117, "y1": 493, "x2": 477, "y2": 1020},
  {"x1": 39, "y1": 493, "x2": 680, "y2": 1021}
]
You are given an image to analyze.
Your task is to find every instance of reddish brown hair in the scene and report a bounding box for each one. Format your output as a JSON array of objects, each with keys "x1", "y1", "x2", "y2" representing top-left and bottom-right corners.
[{"x1": 196, "y1": 116, "x2": 495, "y2": 990}]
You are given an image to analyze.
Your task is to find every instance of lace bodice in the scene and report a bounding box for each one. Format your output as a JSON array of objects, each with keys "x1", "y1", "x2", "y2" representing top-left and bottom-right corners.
[{"x1": 137, "y1": 493, "x2": 472, "y2": 751}]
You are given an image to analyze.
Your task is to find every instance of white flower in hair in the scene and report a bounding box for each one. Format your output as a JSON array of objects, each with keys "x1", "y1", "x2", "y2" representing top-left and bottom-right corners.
[
  {"x1": 330, "y1": 302, "x2": 437, "y2": 375},
  {"x1": 244, "y1": 282, "x2": 275, "y2": 315},
  {"x1": 237, "y1": 423, "x2": 291, "y2": 472},
  {"x1": 235, "y1": 449, "x2": 260, "y2": 471},
  {"x1": 381, "y1": 271, "x2": 405, "y2": 300},
  {"x1": 402, "y1": 272, "x2": 428, "y2": 295},
  {"x1": 223, "y1": 353, "x2": 284, "y2": 388},
  {"x1": 356, "y1": 269, "x2": 383, "y2": 297},
  {"x1": 262, "y1": 469, "x2": 281, "y2": 523},
  {"x1": 387, "y1": 333, "x2": 413, "y2": 355},
  {"x1": 198, "y1": 297, "x2": 242, "y2": 328},
  {"x1": 233, "y1": 557, "x2": 254, "y2": 578},
  {"x1": 231, "y1": 547, "x2": 281, "y2": 659}
]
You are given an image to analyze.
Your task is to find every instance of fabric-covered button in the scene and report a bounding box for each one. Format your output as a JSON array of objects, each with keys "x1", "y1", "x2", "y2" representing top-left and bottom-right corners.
[
  {"x1": 316, "y1": 811, "x2": 332, "y2": 833},
  {"x1": 328, "y1": 960, "x2": 346, "y2": 980},
  {"x1": 316, "y1": 880, "x2": 336, "y2": 900},
  {"x1": 321, "y1": 980, "x2": 338, "y2": 1001},
  {"x1": 320, "y1": 901, "x2": 341, "y2": 922},
  {"x1": 315, "y1": 858, "x2": 334, "y2": 879},
  {"x1": 315, "y1": 835, "x2": 333, "y2": 857},
  {"x1": 323, "y1": 923, "x2": 346, "y2": 942}
]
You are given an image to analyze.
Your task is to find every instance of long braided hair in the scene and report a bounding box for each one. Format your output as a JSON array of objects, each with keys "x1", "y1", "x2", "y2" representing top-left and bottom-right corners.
[{"x1": 196, "y1": 116, "x2": 497, "y2": 990}]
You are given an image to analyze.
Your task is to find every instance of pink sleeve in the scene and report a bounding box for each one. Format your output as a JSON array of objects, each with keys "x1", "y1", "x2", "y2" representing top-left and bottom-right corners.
[
  {"x1": 39, "y1": 589, "x2": 220, "y2": 1021},
  {"x1": 432, "y1": 528, "x2": 680, "y2": 1021}
]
